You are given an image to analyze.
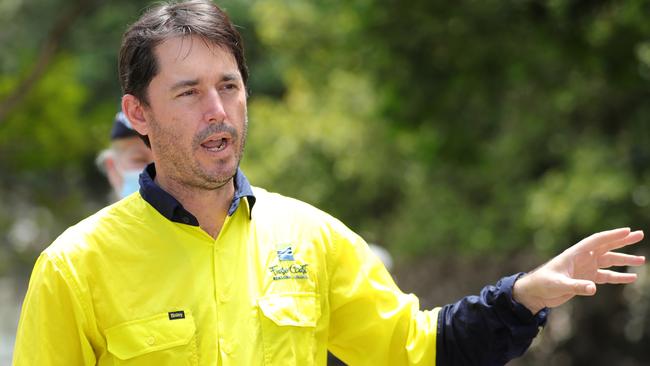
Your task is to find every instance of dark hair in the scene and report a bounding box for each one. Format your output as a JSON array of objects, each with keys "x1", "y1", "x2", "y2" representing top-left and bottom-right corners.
[{"x1": 118, "y1": 0, "x2": 248, "y2": 104}]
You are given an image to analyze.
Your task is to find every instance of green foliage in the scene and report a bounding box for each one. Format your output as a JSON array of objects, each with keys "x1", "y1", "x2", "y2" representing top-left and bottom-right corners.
[
  {"x1": 240, "y1": 0, "x2": 650, "y2": 258},
  {"x1": 2, "y1": 0, "x2": 649, "y2": 260},
  {"x1": 1, "y1": 55, "x2": 89, "y2": 170}
]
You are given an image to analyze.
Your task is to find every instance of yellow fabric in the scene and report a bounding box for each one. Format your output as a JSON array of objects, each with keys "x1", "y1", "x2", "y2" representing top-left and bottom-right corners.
[{"x1": 13, "y1": 188, "x2": 439, "y2": 365}]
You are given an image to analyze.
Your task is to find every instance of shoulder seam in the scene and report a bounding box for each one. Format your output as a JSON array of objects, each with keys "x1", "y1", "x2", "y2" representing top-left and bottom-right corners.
[{"x1": 44, "y1": 252, "x2": 94, "y2": 329}]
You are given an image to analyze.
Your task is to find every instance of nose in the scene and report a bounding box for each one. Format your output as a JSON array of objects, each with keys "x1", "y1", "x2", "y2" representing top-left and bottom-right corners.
[{"x1": 203, "y1": 88, "x2": 227, "y2": 123}]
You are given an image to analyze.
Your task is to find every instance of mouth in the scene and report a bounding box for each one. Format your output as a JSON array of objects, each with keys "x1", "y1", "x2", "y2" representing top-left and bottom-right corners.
[{"x1": 200, "y1": 135, "x2": 230, "y2": 153}]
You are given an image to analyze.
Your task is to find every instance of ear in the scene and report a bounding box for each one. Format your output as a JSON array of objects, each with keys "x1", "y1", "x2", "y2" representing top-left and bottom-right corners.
[{"x1": 122, "y1": 94, "x2": 149, "y2": 136}]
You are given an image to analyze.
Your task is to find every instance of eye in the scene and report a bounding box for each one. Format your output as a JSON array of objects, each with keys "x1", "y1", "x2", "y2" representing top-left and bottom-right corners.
[
  {"x1": 220, "y1": 83, "x2": 238, "y2": 92},
  {"x1": 178, "y1": 89, "x2": 197, "y2": 97}
]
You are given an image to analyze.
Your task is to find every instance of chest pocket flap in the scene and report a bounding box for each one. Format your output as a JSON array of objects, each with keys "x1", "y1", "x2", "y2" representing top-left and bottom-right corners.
[
  {"x1": 105, "y1": 311, "x2": 196, "y2": 360},
  {"x1": 258, "y1": 292, "x2": 320, "y2": 327}
]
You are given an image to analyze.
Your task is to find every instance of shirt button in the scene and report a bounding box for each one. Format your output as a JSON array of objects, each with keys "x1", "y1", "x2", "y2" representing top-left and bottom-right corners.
[
  {"x1": 182, "y1": 217, "x2": 190, "y2": 224},
  {"x1": 146, "y1": 336, "x2": 155, "y2": 345}
]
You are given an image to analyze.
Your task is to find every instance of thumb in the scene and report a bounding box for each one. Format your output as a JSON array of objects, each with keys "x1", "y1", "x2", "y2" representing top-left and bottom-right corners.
[{"x1": 563, "y1": 278, "x2": 597, "y2": 296}]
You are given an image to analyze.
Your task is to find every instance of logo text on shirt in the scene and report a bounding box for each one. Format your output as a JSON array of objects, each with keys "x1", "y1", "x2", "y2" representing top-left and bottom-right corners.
[{"x1": 269, "y1": 264, "x2": 309, "y2": 281}]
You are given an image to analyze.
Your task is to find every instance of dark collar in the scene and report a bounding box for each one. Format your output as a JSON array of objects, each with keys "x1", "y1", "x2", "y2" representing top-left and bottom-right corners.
[{"x1": 138, "y1": 163, "x2": 256, "y2": 225}]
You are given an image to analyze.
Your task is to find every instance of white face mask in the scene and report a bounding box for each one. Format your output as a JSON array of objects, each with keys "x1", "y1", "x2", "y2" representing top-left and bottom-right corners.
[{"x1": 119, "y1": 169, "x2": 142, "y2": 199}]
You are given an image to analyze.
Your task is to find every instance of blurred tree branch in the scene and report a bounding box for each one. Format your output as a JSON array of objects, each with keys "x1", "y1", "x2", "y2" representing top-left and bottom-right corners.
[{"x1": 0, "y1": 0, "x2": 94, "y2": 123}]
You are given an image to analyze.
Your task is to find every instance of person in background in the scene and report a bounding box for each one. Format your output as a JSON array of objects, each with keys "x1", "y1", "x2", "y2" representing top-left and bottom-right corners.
[
  {"x1": 12, "y1": 1, "x2": 645, "y2": 365},
  {"x1": 95, "y1": 110, "x2": 153, "y2": 199}
]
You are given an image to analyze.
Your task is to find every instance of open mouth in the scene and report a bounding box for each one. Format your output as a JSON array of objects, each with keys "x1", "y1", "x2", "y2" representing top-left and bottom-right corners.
[{"x1": 201, "y1": 137, "x2": 228, "y2": 152}]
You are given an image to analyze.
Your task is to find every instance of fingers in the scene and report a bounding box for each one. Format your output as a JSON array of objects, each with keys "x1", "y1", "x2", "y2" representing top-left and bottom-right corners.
[
  {"x1": 598, "y1": 252, "x2": 646, "y2": 268},
  {"x1": 581, "y1": 227, "x2": 631, "y2": 251},
  {"x1": 574, "y1": 228, "x2": 644, "y2": 254},
  {"x1": 594, "y1": 269, "x2": 638, "y2": 284},
  {"x1": 601, "y1": 230, "x2": 645, "y2": 253}
]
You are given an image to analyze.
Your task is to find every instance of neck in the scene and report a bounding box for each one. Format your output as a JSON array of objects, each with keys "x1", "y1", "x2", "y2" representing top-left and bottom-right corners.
[{"x1": 155, "y1": 171, "x2": 235, "y2": 239}]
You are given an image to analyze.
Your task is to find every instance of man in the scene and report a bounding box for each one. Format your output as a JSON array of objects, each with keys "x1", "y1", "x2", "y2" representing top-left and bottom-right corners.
[
  {"x1": 96, "y1": 110, "x2": 153, "y2": 199},
  {"x1": 13, "y1": 1, "x2": 645, "y2": 365}
]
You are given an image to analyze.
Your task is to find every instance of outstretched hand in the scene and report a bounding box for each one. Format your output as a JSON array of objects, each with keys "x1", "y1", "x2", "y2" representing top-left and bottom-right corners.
[{"x1": 513, "y1": 228, "x2": 645, "y2": 314}]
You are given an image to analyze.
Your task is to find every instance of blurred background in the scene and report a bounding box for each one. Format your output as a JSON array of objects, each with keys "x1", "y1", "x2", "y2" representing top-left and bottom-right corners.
[{"x1": 1, "y1": 0, "x2": 650, "y2": 364}]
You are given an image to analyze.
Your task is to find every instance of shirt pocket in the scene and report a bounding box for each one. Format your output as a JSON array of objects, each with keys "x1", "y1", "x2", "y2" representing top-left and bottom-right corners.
[
  {"x1": 258, "y1": 292, "x2": 320, "y2": 366},
  {"x1": 105, "y1": 311, "x2": 198, "y2": 366}
]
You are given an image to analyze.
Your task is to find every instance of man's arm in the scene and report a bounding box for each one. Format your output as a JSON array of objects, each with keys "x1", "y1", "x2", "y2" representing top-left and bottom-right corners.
[
  {"x1": 328, "y1": 224, "x2": 643, "y2": 366},
  {"x1": 13, "y1": 253, "x2": 97, "y2": 366}
]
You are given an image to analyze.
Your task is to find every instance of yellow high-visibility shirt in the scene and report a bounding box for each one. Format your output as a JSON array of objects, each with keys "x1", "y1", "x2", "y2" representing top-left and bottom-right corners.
[{"x1": 13, "y1": 172, "x2": 438, "y2": 365}]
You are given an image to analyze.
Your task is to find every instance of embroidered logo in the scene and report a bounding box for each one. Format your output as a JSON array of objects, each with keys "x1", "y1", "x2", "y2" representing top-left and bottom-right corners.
[
  {"x1": 168, "y1": 311, "x2": 185, "y2": 320},
  {"x1": 269, "y1": 264, "x2": 309, "y2": 281},
  {"x1": 269, "y1": 243, "x2": 309, "y2": 281},
  {"x1": 276, "y1": 245, "x2": 295, "y2": 261}
]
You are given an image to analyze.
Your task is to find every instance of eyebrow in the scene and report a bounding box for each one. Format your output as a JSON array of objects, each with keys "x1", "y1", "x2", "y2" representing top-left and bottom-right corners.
[
  {"x1": 169, "y1": 73, "x2": 242, "y2": 92},
  {"x1": 222, "y1": 73, "x2": 241, "y2": 82}
]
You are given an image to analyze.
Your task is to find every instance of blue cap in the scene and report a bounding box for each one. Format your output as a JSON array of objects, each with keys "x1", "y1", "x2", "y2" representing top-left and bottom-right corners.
[{"x1": 110, "y1": 111, "x2": 139, "y2": 140}]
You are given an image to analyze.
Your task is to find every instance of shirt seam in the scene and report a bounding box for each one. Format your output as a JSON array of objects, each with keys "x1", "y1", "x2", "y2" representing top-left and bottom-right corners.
[{"x1": 45, "y1": 251, "x2": 94, "y2": 332}]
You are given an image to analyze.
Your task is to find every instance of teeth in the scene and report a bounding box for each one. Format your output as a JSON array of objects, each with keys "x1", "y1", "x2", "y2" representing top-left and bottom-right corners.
[
  {"x1": 217, "y1": 139, "x2": 226, "y2": 151},
  {"x1": 205, "y1": 138, "x2": 227, "y2": 152}
]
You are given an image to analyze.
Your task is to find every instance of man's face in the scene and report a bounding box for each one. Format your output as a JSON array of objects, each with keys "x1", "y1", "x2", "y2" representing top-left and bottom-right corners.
[{"x1": 141, "y1": 35, "x2": 248, "y2": 190}]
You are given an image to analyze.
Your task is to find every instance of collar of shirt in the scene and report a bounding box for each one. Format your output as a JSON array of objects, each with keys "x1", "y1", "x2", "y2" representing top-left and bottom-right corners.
[{"x1": 138, "y1": 163, "x2": 256, "y2": 225}]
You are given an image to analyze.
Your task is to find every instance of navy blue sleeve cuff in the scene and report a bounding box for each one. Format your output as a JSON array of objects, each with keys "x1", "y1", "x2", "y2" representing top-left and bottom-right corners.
[
  {"x1": 504, "y1": 273, "x2": 549, "y2": 326},
  {"x1": 436, "y1": 273, "x2": 548, "y2": 366}
]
